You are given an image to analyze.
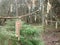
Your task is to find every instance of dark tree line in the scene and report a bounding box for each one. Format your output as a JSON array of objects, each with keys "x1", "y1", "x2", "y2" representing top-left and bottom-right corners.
[{"x1": 0, "y1": 0, "x2": 60, "y2": 25}]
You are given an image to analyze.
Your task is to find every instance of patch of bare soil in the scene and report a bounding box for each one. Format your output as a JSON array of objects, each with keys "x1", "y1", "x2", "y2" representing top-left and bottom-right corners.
[{"x1": 42, "y1": 28, "x2": 60, "y2": 45}]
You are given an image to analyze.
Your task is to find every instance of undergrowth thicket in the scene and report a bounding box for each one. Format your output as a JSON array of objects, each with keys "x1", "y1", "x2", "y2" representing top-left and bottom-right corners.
[{"x1": 0, "y1": 20, "x2": 44, "y2": 45}]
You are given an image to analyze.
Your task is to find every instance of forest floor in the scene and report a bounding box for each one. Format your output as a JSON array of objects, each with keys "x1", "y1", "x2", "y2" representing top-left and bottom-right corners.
[{"x1": 42, "y1": 27, "x2": 60, "y2": 45}]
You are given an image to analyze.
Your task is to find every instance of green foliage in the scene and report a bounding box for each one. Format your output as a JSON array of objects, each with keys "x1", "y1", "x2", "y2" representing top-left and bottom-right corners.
[{"x1": 0, "y1": 20, "x2": 44, "y2": 45}]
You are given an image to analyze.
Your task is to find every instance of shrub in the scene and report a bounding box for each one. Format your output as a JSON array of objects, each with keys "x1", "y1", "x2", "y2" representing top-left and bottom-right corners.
[{"x1": 0, "y1": 20, "x2": 44, "y2": 45}]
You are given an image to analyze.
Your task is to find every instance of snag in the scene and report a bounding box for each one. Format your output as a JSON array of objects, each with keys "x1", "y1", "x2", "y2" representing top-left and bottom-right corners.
[{"x1": 15, "y1": 20, "x2": 22, "y2": 41}]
